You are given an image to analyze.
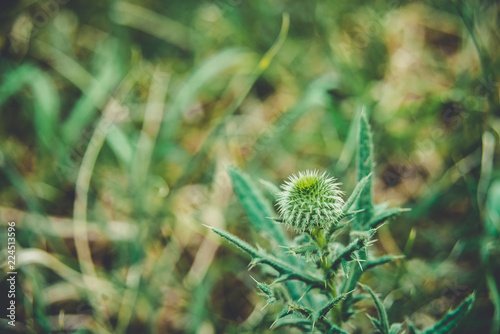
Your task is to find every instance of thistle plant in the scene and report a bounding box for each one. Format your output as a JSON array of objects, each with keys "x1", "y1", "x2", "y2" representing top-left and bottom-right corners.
[{"x1": 209, "y1": 112, "x2": 475, "y2": 333}]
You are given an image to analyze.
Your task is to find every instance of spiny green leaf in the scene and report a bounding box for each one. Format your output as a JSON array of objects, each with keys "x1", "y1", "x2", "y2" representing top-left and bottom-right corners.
[
  {"x1": 341, "y1": 258, "x2": 351, "y2": 278},
  {"x1": 272, "y1": 304, "x2": 349, "y2": 334},
  {"x1": 331, "y1": 229, "x2": 376, "y2": 272},
  {"x1": 272, "y1": 273, "x2": 306, "y2": 285},
  {"x1": 272, "y1": 317, "x2": 311, "y2": 331},
  {"x1": 356, "y1": 109, "x2": 374, "y2": 228},
  {"x1": 209, "y1": 227, "x2": 323, "y2": 287},
  {"x1": 318, "y1": 292, "x2": 353, "y2": 319},
  {"x1": 340, "y1": 294, "x2": 365, "y2": 322},
  {"x1": 286, "y1": 243, "x2": 320, "y2": 256},
  {"x1": 229, "y1": 166, "x2": 288, "y2": 245},
  {"x1": 271, "y1": 307, "x2": 295, "y2": 328},
  {"x1": 364, "y1": 255, "x2": 404, "y2": 271},
  {"x1": 289, "y1": 304, "x2": 314, "y2": 318},
  {"x1": 412, "y1": 292, "x2": 475, "y2": 334},
  {"x1": 285, "y1": 243, "x2": 321, "y2": 262},
  {"x1": 250, "y1": 276, "x2": 277, "y2": 304},
  {"x1": 331, "y1": 238, "x2": 366, "y2": 271},
  {"x1": 210, "y1": 226, "x2": 260, "y2": 258},
  {"x1": 339, "y1": 250, "x2": 367, "y2": 306},
  {"x1": 389, "y1": 323, "x2": 403, "y2": 334},
  {"x1": 360, "y1": 284, "x2": 390, "y2": 334},
  {"x1": 327, "y1": 326, "x2": 349, "y2": 334},
  {"x1": 368, "y1": 206, "x2": 410, "y2": 229},
  {"x1": 343, "y1": 173, "x2": 372, "y2": 214}
]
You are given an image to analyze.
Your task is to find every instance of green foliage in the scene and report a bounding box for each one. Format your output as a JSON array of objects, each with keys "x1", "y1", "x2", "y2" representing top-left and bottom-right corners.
[
  {"x1": 361, "y1": 283, "x2": 390, "y2": 334},
  {"x1": 210, "y1": 226, "x2": 323, "y2": 288},
  {"x1": 212, "y1": 114, "x2": 477, "y2": 333},
  {"x1": 1, "y1": 0, "x2": 497, "y2": 332},
  {"x1": 0, "y1": 63, "x2": 60, "y2": 149},
  {"x1": 212, "y1": 114, "x2": 401, "y2": 334},
  {"x1": 229, "y1": 166, "x2": 288, "y2": 246},
  {"x1": 410, "y1": 293, "x2": 476, "y2": 334},
  {"x1": 161, "y1": 48, "x2": 249, "y2": 143},
  {"x1": 342, "y1": 172, "x2": 372, "y2": 214},
  {"x1": 356, "y1": 110, "x2": 374, "y2": 229},
  {"x1": 483, "y1": 180, "x2": 500, "y2": 334}
]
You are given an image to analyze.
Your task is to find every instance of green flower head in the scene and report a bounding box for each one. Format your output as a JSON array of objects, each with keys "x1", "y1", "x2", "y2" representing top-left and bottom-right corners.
[{"x1": 276, "y1": 170, "x2": 344, "y2": 233}]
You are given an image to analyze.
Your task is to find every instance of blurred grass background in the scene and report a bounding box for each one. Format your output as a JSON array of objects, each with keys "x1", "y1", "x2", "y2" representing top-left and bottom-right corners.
[{"x1": 0, "y1": 0, "x2": 499, "y2": 333}]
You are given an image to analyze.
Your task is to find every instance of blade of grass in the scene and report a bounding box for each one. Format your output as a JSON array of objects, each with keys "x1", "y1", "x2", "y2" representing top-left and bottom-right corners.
[
  {"x1": 32, "y1": 40, "x2": 135, "y2": 168},
  {"x1": 62, "y1": 39, "x2": 123, "y2": 146},
  {"x1": 171, "y1": 13, "x2": 290, "y2": 188},
  {"x1": 72, "y1": 77, "x2": 134, "y2": 331},
  {"x1": 161, "y1": 48, "x2": 252, "y2": 145},
  {"x1": 115, "y1": 68, "x2": 170, "y2": 333},
  {"x1": 111, "y1": 2, "x2": 192, "y2": 50},
  {"x1": 0, "y1": 149, "x2": 68, "y2": 255},
  {"x1": 249, "y1": 74, "x2": 337, "y2": 167},
  {"x1": 0, "y1": 63, "x2": 60, "y2": 149}
]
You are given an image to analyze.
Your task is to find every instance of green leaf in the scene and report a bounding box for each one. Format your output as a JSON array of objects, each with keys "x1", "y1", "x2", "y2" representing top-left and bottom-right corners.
[
  {"x1": 412, "y1": 292, "x2": 475, "y2": 334},
  {"x1": 186, "y1": 274, "x2": 215, "y2": 334},
  {"x1": 327, "y1": 324, "x2": 349, "y2": 334},
  {"x1": 251, "y1": 276, "x2": 277, "y2": 304},
  {"x1": 331, "y1": 230, "x2": 376, "y2": 272},
  {"x1": 250, "y1": 75, "x2": 339, "y2": 164},
  {"x1": 389, "y1": 323, "x2": 403, "y2": 334},
  {"x1": 105, "y1": 127, "x2": 134, "y2": 167},
  {"x1": 285, "y1": 243, "x2": 320, "y2": 261},
  {"x1": 272, "y1": 317, "x2": 311, "y2": 331},
  {"x1": 62, "y1": 40, "x2": 123, "y2": 145},
  {"x1": 0, "y1": 63, "x2": 60, "y2": 149},
  {"x1": 318, "y1": 292, "x2": 353, "y2": 319},
  {"x1": 364, "y1": 254, "x2": 404, "y2": 271},
  {"x1": 368, "y1": 205, "x2": 410, "y2": 229},
  {"x1": 228, "y1": 166, "x2": 288, "y2": 245},
  {"x1": 111, "y1": 2, "x2": 191, "y2": 50},
  {"x1": 340, "y1": 294, "x2": 364, "y2": 321},
  {"x1": 486, "y1": 271, "x2": 500, "y2": 334},
  {"x1": 259, "y1": 179, "x2": 281, "y2": 200},
  {"x1": 160, "y1": 48, "x2": 250, "y2": 144},
  {"x1": 209, "y1": 226, "x2": 260, "y2": 258},
  {"x1": 343, "y1": 173, "x2": 372, "y2": 214},
  {"x1": 28, "y1": 70, "x2": 61, "y2": 148},
  {"x1": 356, "y1": 109, "x2": 374, "y2": 229},
  {"x1": 341, "y1": 258, "x2": 350, "y2": 278},
  {"x1": 485, "y1": 180, "x2": 500, "y2": 237},
  {"x1": 172, "y1": 15, "x2": 289, "y2": 189},
  {"x1": 209, "y1": 227, "x2": 323, "y2": 287},
  {"x1": 360, "y1": 284, "x2": 390, "y2": 334}
]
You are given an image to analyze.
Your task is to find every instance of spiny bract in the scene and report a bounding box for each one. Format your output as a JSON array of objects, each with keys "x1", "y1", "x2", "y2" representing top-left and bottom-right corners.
[{"x1": 276, "y1": 170, "x2": 344, "y2": 233}]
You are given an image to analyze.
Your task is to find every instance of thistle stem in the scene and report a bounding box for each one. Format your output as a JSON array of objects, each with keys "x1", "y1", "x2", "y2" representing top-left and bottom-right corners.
[{"x1": 309, "y1": 226, "x2": 343, "y2": 326}]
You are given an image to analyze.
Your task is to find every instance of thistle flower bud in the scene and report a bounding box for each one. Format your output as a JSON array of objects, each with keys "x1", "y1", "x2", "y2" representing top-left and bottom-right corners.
[{"x1": 276, "y1": 170, "x2": 344, "y2": 233}]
